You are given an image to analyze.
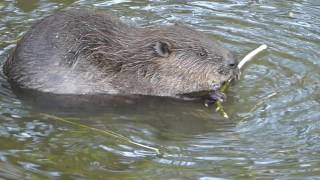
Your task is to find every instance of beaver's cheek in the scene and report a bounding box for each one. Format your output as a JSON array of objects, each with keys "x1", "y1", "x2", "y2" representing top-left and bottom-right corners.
[
  {"x1": 217, "y1": 66, "x2": 229, "y2": 76},
  {"x1": 207, "y1": 81, "x2": 221, "y2": 91}
]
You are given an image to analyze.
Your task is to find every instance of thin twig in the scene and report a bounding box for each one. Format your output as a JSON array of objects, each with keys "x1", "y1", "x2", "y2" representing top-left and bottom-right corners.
[
  {"x1": 248, "y1": 92, "x2": 277, "y2": 113},
  {"x1": 239, "y1": 92, "x2": 277, "y2": 122},
  {"x1": 40, "y1": 113, "x2": 161, "y2": 155}
]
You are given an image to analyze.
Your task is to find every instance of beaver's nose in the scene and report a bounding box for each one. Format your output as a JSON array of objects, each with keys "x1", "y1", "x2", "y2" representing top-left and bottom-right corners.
[{"x1": 227, "y1": 58, "x2": 238, "y2": 69}]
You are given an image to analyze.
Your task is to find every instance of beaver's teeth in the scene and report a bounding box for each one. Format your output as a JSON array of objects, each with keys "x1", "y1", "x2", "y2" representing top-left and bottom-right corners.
[{"x1": 236, "y1": 72, "x2": 241, "y2": 80}]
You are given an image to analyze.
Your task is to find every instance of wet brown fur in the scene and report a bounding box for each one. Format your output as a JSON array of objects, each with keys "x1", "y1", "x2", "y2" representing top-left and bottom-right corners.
[{"x1": 4, "y1": 8, "x2": 238, "y2": 98}]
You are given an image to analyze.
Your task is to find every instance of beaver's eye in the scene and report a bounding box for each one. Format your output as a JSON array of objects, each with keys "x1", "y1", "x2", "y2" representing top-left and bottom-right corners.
[{"x1": 199, "y1": 49, "x2": 207, "y2": 57}]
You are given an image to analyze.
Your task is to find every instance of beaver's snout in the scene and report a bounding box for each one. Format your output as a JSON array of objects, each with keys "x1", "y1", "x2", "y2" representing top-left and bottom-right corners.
[{"x1": 229, "y1": 57, "x2": 240, "y2": 79}]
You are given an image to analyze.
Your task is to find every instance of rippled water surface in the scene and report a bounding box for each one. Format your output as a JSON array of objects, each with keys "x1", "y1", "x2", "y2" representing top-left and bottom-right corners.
[{"x1": 0, "y1": 0, "x2": 319, "y2": 179}]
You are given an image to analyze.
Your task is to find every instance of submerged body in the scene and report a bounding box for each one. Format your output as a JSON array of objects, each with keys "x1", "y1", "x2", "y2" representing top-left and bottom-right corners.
[{"x1": 4, "y1": 9, "x2": 238, "y2": 100}]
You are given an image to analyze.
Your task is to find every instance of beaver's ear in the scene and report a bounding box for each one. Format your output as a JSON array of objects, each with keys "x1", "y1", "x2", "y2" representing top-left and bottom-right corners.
[{"x1": 153, "y1": 41, "x2": 171, "y2": 58}]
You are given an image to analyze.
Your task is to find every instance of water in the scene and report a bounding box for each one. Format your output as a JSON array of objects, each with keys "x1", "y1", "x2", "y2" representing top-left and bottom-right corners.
[{"x1": 0, "y1": 0, "x2": 319, "y2": 179}]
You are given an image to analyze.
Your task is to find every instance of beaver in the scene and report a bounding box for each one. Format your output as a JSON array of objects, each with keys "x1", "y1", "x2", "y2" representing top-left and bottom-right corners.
[{"x1": 3, "y1": 8, "x2": 239, "y2": 104}]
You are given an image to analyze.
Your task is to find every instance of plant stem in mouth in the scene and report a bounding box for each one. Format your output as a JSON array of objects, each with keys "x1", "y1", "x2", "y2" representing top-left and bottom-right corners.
[
  {"x1": 238, "y1": 44, "x2": 268, "y2": 70},
  {"x1": 215, "y1": 44, "x2": 268, "y2": 118}
]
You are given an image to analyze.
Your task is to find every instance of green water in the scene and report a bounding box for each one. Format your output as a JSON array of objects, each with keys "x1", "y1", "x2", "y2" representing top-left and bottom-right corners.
[{"x1": 0, "y1": 0, "x2": 319, "y2": 179}]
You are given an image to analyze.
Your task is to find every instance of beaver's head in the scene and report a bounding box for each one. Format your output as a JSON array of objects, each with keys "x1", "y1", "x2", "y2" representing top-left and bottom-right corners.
[
  {"x1": 108, "y1": 23, "x2": 238, "y2": 97},
  {"x1": 89, "y1": 23, "x2": 238, "y2": 98}
]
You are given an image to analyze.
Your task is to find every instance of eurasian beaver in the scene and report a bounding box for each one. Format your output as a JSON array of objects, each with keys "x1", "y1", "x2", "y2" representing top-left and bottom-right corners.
[{"x1": 3, "y1": 8, "x2": 239, "y2": 103}]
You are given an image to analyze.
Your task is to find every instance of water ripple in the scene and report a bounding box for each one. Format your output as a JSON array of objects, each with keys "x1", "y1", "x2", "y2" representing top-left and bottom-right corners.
[{"x1": 0, "y1": 0, "x2": 319, "y2": 179}]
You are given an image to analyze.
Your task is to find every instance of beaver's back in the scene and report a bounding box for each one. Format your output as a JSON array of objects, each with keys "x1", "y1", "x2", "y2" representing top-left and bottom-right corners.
[{"x1": 4, "y1": 9, "x2": 123, "y2": 94}]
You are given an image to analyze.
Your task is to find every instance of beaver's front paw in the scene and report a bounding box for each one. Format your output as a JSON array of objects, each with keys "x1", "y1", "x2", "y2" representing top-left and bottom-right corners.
[{"x1": 204, "y1": 91, "x2": 226, "y2": 107}]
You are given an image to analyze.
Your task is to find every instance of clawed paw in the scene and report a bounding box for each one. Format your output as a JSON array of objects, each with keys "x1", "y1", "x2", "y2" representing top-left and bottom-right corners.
[{"x1": 204, "y1": 91, "x2": 226, "y2": 107}]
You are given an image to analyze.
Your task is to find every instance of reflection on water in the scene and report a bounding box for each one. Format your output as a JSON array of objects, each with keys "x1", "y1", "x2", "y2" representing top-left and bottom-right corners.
[{"x1": 0, "y1": 0, "x2": 319, "y2": 179}]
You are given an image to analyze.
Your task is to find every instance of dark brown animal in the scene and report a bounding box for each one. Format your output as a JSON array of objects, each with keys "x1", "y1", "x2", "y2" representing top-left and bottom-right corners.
[{"x1": 3, "y1": 8, "x2": 238, "y2": 102}]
